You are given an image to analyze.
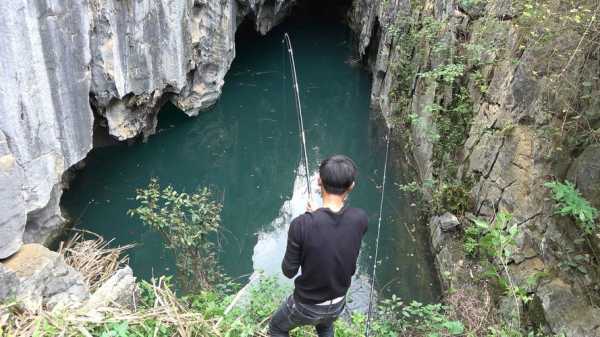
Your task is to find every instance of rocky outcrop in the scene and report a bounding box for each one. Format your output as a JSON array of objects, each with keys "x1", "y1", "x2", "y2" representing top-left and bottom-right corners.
[
  {"x1": 537, "y1": 278, "x2": 600, "y2": 337},
  {"x1": 0, "y1": 244, "x2": 89, "y2": 310},
  {"x1": 0, "y1": 0, "x2": 94, "y2": 258},
  {"x1": 429, "y1": 213, "x2": 465, "y2": 290},
  {"x1": 2, "y1": 0, "x2": 597, "y2": 332},
  {"x1": 90, "y1": 0, "x2": 294, "y2": 140},
  {"x1": 0, "y1": 243, "x2": 137, "y2": 312},
  {"x1": 568, "y1": 144, "x2": 600, "y2": 210},
  {"x1": 350, "y1": 0, "x2": 600, "y2": 335},
  {"x1": 84, "y1": 266, "x2": 136, "y2": 309},
  {"x1": 0, "y1": 0, "x2": 295, "y2": 259}
]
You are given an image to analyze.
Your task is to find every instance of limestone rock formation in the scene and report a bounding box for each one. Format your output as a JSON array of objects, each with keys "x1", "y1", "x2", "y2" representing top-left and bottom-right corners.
[
  {"x1": 538, "y1": 279, "x2": 600, "y2": 337},
  {"x1": 0, "y1": 0, "x2": 93, "y2": 258},
  {"x1": 0, "y1": 0, "x2": 295, "y2": 259},
  {"x1": 89, "y1": 0, "x2": 294, "y2": 140},
  {"x1": 350, "y1": 0, "x2": 600, "y2": 334},
  {"x1": 0, "y1": 243, "x2": 138, "y2": 313},
  {"x1": 0, "y1": 244, "x2": 89, "y2": 311},
  {"x1": 568, "y1": 144, "x2": 600, "y2": 209}
]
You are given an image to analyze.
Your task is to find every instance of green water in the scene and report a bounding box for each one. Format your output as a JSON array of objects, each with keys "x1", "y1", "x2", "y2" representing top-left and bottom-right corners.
[{"x1": 62, "y1": 19, "x2": 439, "y2": 303}]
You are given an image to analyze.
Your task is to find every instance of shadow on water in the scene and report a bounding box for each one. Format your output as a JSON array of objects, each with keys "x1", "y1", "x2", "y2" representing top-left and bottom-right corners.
[{"x1": 61, "y1": 12, "x2": 440, "y2": 304}]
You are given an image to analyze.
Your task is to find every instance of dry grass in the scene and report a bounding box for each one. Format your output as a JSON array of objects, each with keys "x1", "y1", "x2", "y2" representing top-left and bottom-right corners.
[
  {"x1": 0, "y1": 232, "x2": 274, "y2": 337},
  {"x1": 59, "y1": 231, "x2": 135, "y2": 292},
  {"x1": 446, "y1": 285, "x2": 495, "y2": 337},
  {"x1": 0, "y1": 277, "x2": 218, "y2": 337}
]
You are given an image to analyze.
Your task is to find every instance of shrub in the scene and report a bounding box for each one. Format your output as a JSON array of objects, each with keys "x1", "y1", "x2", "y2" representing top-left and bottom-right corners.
[
  {"x1": 464, "y1": 212, "x2": 531, "y2": 325},
  {"x1": 544, "y1": 180, "x2": 598, "y2": 235},
  {"x1": 432, "y1": 180, "x2": 472, "y2": 216},
  {"x1": 128, "y1": 178, "x2": 222, "y2": 291},
  {"x1": 420, "y1": 63, "x2": 466, "y2": 84}
]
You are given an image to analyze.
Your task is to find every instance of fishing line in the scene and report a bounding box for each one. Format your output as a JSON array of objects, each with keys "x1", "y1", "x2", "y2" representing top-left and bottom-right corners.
[
  {"x1": 283, "y1": 33, "x2": 312, "y2": 197},
  {"x1": 365, "y1": 127, "x2": 391, "y2": 337},
  {"x1": 281, "y1": 34, "x2": 303, "y2": 177}
]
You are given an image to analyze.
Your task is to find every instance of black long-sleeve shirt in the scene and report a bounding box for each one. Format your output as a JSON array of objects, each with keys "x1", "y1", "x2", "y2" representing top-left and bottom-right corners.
[{"x1": 282, "y1": 206, "x2": 368, "y2": 304}]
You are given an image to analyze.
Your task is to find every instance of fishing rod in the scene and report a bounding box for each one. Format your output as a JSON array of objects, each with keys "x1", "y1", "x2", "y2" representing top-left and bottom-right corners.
[{"x1": 283, "y1": 32, "x2": 312, "y2": 196}]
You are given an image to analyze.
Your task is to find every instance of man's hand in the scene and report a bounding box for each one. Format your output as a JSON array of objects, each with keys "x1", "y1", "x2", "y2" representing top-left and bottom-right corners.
[{"x1": 306, "y1": 199, "x2": 317, "y2": 212}]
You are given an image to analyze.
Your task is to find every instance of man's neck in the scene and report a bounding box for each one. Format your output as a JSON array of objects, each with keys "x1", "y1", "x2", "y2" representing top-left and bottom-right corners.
[{"x1": 322, "y1": 193, "x2": 346, "y2": 213}]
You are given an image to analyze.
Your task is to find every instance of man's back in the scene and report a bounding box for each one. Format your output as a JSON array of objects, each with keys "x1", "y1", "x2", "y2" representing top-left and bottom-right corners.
[
  {"x1": 269, "y1": 154, "x2": 365, "y2": 337},
  {"x1": 283, "y1": 206, "x2": 368, "y2": 304}
]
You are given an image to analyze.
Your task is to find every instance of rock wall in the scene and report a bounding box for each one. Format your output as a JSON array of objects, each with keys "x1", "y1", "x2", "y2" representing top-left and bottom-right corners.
[
  {"x1": 349, "y1": 0, "x2": 600, "y2": 335},
  {"x1": 0, "y1": 0, "x2": 295, "y2": 259},
  {"x1": 0, "y1": 0, "x2": 94, "y2": 259}
]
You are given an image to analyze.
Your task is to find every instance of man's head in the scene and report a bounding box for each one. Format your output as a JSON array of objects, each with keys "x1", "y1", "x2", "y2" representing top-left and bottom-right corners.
[{"x1": 318, "y1": 155, "x2": 357, "y2": 196}]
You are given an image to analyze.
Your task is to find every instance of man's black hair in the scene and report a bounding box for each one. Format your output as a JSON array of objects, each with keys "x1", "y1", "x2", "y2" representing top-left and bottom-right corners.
[{"x1": 319, "y1": 155, "x2": 357, "y2": 195}]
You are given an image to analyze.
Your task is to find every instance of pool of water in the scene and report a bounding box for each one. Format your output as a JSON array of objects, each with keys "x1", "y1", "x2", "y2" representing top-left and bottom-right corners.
[{"x1": 61, "y1": 18, "x2": 439, "y2": 304}]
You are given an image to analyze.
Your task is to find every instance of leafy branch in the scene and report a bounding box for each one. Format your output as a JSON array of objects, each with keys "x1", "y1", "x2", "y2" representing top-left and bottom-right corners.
[{"x1": 128, "y1": 178, "x2": 223, "y2": 291}]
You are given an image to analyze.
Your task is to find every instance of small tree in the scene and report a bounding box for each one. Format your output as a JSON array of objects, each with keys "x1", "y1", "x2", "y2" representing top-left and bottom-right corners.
[{"x1": 128, "y1": 178, "x2": 222, "y2": 291}]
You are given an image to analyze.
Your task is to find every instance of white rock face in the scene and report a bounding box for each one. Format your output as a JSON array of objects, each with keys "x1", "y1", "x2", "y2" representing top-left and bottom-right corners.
[
  {"x1": 90, "y1": 0, "x2": 295, "y2": 139},
  {"x1": 0, "y1": 0, "x2": 93, "y2": 259},
  {"x1": 0, "y1": 0, "x2": 294, "y2": 258}
]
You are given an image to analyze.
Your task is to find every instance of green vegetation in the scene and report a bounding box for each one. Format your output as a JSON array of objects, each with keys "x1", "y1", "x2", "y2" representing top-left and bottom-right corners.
[
  {"x1": 0, "y1": 273, "x2": 466, "y2": 337},
  {"x1": 128, "y1": 178, "x2": 222, "y2": 291},
  {"x1": 396, "y1": 177, "x2": 472, "y2": 216},
  {"x1": 464, "y1": 212, "x2": 531, "y2": 324},
  {"x1": 515, "y1": 0, "x2": 600, "y2": 148},
  {"x1": 387, "y1": 13, "x2": 447, "y2": 118},
  {"x1": 407, "y1": 107, "x2": 442, "y2": 143},
  {"x1": 432, "y1": 180, "x2": 472, "y2": 216},
  {"x1": 386, "y1": 0, "x2": 600, "y2": 335},
  {"x1": 545, "y1": 180, "x2": 599, "y2": 275},
  {"x1": 336, "y1": 297, "x2": 465, "y2": 337},
  {"x1": 431, "y1": 90, "x2": 474, "y2": 178},
  {"x1": 544, "y1": 180, "x2": 598, "y2": 235},
  {"x1": 420, "y1": 64, "x2": 466, "y2": 85},
  {"x1": 458, "y1": 0, "x2": 486, "y2": 10}
]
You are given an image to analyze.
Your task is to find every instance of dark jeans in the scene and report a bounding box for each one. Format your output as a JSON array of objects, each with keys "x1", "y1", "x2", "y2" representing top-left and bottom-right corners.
[{"x1": 268, "y1": 295, "x2": 345, "y2": 337}]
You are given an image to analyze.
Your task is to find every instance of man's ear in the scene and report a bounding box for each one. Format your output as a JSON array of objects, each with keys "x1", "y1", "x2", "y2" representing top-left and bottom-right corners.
[
  {"x1": 318, "y1": 176, "x2": 322, "y2": 186},
  {"x1": 348, "y1": 181, "x2": 356, "y2": 192}
]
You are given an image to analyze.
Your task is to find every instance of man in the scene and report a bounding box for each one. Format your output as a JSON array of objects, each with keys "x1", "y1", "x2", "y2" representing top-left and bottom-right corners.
[{"x1": 268, "y1": 155, "x2": 368, "y2": 337}]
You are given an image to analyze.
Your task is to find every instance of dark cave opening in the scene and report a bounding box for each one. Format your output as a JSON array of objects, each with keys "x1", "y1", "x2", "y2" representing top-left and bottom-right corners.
[{"x1": 236, "y1": 0, "x2": 355, "y2": 43}]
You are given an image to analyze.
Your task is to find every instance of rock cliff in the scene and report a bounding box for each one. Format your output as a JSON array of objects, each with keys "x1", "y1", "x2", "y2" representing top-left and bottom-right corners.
[
  {"x1": 349, "y1": 0, "x2": 600, "y2": 335},
  {"x1": 0, "y1": 0, "x2": 294, "y2": 259}
]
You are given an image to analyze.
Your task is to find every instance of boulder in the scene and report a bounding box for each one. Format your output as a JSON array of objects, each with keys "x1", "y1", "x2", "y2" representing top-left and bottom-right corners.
[
  {"x1": 430, "y1": 213, "x2": 460, "y2": 253},
  {"x1": 436, "y1": 212, "x2": 461, "y2": 231},
  {"x1": 537, "y1": 278, "x2": 600, "y2": 337},
  {"x1": 84, "y1": 266, "x2": 136, "y2": 310},
  {"x1": 0, "y1": 244, "x2": 89, "y2": 311},
  {"x1": 567, "y1": 144, "x2": 600, "y2": 210}
]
